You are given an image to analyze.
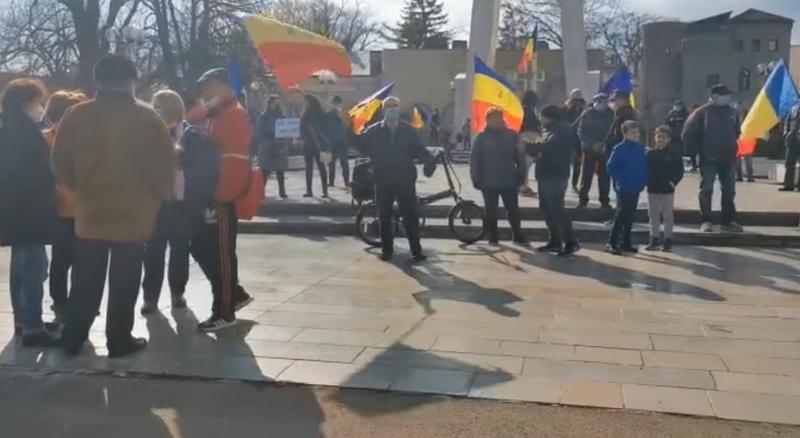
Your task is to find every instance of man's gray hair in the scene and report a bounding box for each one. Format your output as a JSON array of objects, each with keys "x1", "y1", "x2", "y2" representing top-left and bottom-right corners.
[{"x1": 382, "y1": 96, "x2": 400, "y2": 108}]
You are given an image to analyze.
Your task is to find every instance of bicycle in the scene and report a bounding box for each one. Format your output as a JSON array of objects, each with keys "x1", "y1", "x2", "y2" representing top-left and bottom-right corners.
[{"x1": 355, "y1": 150, "x2": 486, "y2": 247}]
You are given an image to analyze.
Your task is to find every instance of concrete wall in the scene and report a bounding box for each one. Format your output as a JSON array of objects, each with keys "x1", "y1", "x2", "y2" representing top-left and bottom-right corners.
[
  {"x1": 732, "y1": 22, "x2": 792, "y2": 108},
  {"x1": 681, "y1": 27, "x2": 739, "y2": 108},
  {"x1": 641, "y1": 22, "x2": 687, "y2": 126},
  {"x1": 791, "y1": 45, "x2": 800, "y2": 87}
]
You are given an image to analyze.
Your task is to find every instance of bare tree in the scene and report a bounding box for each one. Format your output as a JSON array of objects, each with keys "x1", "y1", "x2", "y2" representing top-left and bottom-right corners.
[{"x1": 600, "y1": 11, "x2": 657, "y2": 76}]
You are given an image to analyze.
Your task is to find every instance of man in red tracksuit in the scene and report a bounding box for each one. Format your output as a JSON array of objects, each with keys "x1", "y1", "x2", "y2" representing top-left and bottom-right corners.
[{"x1": 194, "y1": 68, "x2": 254, "y2": 331}]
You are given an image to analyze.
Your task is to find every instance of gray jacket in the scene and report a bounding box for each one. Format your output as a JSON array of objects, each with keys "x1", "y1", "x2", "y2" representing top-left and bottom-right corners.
[
  {"x1": 470, "y1": 128, "x2": 524, "y2": 190},
  {"x1": 577, "y1": 107, "x2": 614, "y2": 153}
]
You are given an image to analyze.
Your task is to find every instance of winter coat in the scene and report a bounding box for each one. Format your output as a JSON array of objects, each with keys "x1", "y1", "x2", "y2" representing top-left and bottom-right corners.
[
  {"x1": 646, "y1": 147, "x2": 684, "y2": 194},
  {"x1": 470, "y1": 127, "x2": 524, "y2": 190},
  {"x1": 301, "y1": 110, "x2": 330, "y2": 154},
  {"x1": 357, "y1": 121, "x2": 435, "y2": 187},
  {"x1": 783, "y1": 104, "x2": 800, "y2": 150},
  {"x1": 681, "y1": 103, "x2": 740, "y2": 165},
  {"x1": 577, "y1": 107, "x2": 614, "y2": 153},
  {"x1": 605, "y1": 104, "x2": 638, "y2": 152},
  {"x1": 607, "y1": 139, "x2": 647, "y2": 194},
  {"x1": 0, "y1": 111, "x2": 60, "y2": 246},
  {"x1": 51, "y1": 90, "x2": 176, "y2": 242},
  {"x1": 256, "y1": 107, "x2": 289, "y2": 172},
  {"x1": 528, "y1": 120, "x2": 576, "y2": 181},
  {"x1": 521, "y1": 106, "x2": 541, "y2": 133}
]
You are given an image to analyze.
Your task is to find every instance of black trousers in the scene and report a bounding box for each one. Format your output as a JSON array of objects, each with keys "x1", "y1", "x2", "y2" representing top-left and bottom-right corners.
[
  {"x1": 262, "y1": 168, "x2": 287, "y2": 197},
  {"x1": 191, "y1": 203, "x2": 246, "y2": 320},
  {"x1": 304, "y1": 150, "x2": 328, "y2": 195},
  {"x1": 538, "y1": 178, "x2": 576, "y2": 245},
  {"x1": 784, "y1": 144, "x2": 799, "y2": 189},
  {"x1": 376, "y1": 182, "x2": 422, "y2": 256},
  {"x1": 571, "y1": 153, "x2": 582, "y2": 188},
  {"x1": 49, "y1": 217, "x2": 75, "y2": 313},
  {"x1": 481, "y1": 189, "x2": 523, "y2": 242},
  {"x1": 62, "y1": 240, "x2": 144, "y2": 351},
  {"x1": 579, "y1": 151, "x2": 610, "y2": 206},
  {"x1": 328, "y1": 150, "x2": 350, "y2": 186},
  {"x1": 609, "y1": 192, "x2": 640, "y2": 247},
  {"x1": 142, "y1": 232, "x2": 190, "y2": 304}
]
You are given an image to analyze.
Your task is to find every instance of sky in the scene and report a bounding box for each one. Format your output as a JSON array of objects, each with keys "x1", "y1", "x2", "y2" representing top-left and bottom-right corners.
[{"x1": 368, "y1": 0, "x2": 800, "y2": 44}]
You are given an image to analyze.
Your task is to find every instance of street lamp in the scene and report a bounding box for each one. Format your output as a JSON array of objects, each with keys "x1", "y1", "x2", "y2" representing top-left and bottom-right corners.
[{"x1": 105, "y1": 26, "x2": 147, "y2": 58}]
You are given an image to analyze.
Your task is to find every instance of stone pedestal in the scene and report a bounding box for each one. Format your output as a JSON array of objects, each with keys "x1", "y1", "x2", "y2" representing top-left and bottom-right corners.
[{"x1": 559, "y1": 0, "x2": 592, "y2": 98}]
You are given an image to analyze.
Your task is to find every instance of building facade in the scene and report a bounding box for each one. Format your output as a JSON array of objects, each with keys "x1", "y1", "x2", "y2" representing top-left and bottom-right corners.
[{"x1": 642, "y1": 9, "x2": 794, "y2": 127}]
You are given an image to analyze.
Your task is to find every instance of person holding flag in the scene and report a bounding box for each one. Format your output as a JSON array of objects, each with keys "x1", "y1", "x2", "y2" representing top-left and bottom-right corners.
[{"x1": 682, "y1": 84, "x2": 743, "y2": 233}]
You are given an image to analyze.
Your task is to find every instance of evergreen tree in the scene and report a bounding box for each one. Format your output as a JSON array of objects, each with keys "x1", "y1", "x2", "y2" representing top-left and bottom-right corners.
[{"x1": 384, "y1": 0, "x2": 452, "y2": 49}]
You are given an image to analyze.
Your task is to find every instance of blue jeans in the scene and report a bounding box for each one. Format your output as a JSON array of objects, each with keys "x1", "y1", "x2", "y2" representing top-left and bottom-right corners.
[{"x1": 9, "y1": 245, "x2": 48, "y2": 333}]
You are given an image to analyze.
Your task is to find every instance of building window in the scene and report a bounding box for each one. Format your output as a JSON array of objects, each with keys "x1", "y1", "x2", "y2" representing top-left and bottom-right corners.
[
  {"x1": 769, "y1": 39, "x2": 779, "y2": 52},
  {"x1": 706, "y1": 74, "x2": 721, "y2": 87},
  {"x1": 734, "y1": 40, "x2": 744, "y2": 52},
  {"x1": 752, "y1": 39, "x2": 761, "y2": 52},
  {"x1": 681, "y1": 39, "x2": 688, "y2": 51},
  {"x1": 739, "y1": 68, "x2": 751, "y2": 92}
]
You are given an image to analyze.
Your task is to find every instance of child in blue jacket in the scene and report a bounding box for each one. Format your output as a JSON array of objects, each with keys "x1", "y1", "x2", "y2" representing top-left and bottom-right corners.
[{"x1": 606, "y1": 120, "x2": 647, "y2": 255}]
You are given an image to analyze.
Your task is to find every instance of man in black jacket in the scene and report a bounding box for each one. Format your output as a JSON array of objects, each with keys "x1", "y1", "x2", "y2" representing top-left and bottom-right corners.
[
  {"x1": 527, "y1": 105, "x2": 580, "y2": 256},
  {"x1": 577, "y1": 93, "x2": 614, "y2": 208},
  {"x1": 358, "y1": 97, "x2": 436, "y2": 262},
  {"x1": 665, "y1": 100, "x2": 691, "y2": 168},
  {"x1": 781, "y1": 103, "x2": 800, "y2": 191},
  {"x1": 682, "y1": 84, "x2": 743, "y2": 233},
  {"x1": 606, "y1": 89, "x2": 638, "y2": 153}
]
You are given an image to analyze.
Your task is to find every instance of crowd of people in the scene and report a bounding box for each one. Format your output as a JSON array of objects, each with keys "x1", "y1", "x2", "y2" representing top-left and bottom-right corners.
[{"x1": 0, "y1": 49, "x2": 794, "y2": 359}]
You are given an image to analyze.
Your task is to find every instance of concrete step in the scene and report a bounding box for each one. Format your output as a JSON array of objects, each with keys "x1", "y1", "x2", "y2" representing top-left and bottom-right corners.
[
  {"x1": 239, "y1": 216, "x2": 800, "y2": 247},
  {"x1": 258, "y1": 202, "x2": 800, "y2": 227}
]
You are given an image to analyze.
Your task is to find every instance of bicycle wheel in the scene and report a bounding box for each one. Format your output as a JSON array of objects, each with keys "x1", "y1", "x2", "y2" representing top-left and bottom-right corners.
[
  {"x1": 448, "y1": 201, "x2": 485, "y2": 244},
  {"x1": 355, "y1": 204, "x2": 382, "y2": 247}
]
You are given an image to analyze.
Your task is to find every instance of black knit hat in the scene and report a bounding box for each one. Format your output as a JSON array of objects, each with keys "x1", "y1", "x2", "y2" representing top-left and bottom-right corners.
[
  {"x1": 710, "y1": 84, "x2": 732, "y2": 96},
  {"x1": 94, "y1": 55, "x2": 138, "y2": 83},
  {"x1": 540, "y1": 104, "x2": 561, "y2": 119}
]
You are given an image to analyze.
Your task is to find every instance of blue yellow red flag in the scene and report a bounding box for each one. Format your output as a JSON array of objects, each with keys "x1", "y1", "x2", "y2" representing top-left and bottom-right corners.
[
  {"x1": 602, "y1": 67, "x2": 636, "y2": 109},
  {"x1": 472, "y1": 56, "x2": 524, "y2": 132},
  {"x1": 517, "y1": 24, "x2": 538, "y2": 74},
  {"x1": 411, "y1": 107, "x2": 425, "y2": 129},
  {"x1": 348, "y1": 83, "x2": 395, "y2": 134},
  {"x1": 739, "y1": 59, "x2": 799, "y2": 155}
]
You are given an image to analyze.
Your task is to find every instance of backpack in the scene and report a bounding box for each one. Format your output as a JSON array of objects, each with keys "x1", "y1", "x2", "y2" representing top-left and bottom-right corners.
[
  {"x1": 351, "y1": 158, "x2": 375, "y2": 203},
  {"x1": 180, "y1": 123, "x2": 220, "y2": 206}
]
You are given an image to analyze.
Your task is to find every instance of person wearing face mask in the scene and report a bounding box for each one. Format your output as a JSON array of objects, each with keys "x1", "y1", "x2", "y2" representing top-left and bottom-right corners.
[
  {"x1": 682, "y1": 84, "x2": 743, "y2": 233},
  {"x1": 0, "y1": 78, "x2": 61, "y2": 347},
  {"x1": 526, "y1": 105, "x2": 581, "y2": 256},
  {"x1": 665, "y1": 100, "x2": 691, "y2": 169},
  {"x1": 356, "y1": 96, "x2": 436, "y2": 262},
  {"x1": 470, "y1": 108, "x2": 528, "y2": 246},
  {"x1": 53, "y1": 56, "x2": 177, "y2": 357},
  {"x1": 577, "y1": 93, "x2": 614, "y2": 209}
]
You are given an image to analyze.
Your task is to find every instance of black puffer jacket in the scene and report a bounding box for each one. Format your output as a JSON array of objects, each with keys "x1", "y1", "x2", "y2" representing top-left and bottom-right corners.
[
  {"x1": 471, "y1": 127, "x2": 523, "y2": 190},
  {"x1": 357, "y1": 121, "x2": 435, "y2": 186},
  {"x1": 529, "y1": 121, "x2": 577, "y2": 180},
  {"x1": 646, "y1": 147, "x2": 684, "y2": 194},
  {"x1": 605, "y1": 104, "x2": 638, "y2": 151},
  {"x1": 681, "y1": 103, "x2": 740, "y2": 165},
  {"x1": 0, "y1": 111, "x2": 59, "y2": 246}
]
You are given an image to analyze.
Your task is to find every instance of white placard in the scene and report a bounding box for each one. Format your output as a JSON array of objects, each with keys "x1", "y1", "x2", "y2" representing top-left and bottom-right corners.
[{"x1": 275, "y1": 118, "x2": 301, "y2": 139}]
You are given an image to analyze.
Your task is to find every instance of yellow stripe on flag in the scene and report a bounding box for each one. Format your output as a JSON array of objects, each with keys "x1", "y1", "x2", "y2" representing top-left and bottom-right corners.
[
  {"x1": 741, "y1": 88, "x2": 781, "y2": 141},
  {"x1": 473, "y1": 74, "x2": 524, "y2": 121}
]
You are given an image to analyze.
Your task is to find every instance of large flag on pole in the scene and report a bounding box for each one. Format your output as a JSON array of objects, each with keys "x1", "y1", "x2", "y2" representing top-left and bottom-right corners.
[
  {"x1": 517, "y1": 24, "x2": 538, "y2": 74},
  {"x1": 348, "y1": 83, "x2": 395, "y2": 134},
  {"x1": 739, "y1": 59, "x2": 799, "y2": 156},
  {"x1": 472, "y1": 56, "x2": 524, "y2": 132},
  {"x1": 238, "y1": 14, "x2": 352, "y2": 89},
  {"x1": 602, "y1": 66, "x2": 636, "y2": 109}
]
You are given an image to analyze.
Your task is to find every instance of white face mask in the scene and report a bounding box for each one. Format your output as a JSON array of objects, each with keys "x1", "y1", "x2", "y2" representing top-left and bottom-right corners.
[
  {"x1": 384, "y1": 108, "x2": 401, "y2": 125},
  {"x1": 711, "y1": 95, "x2": 732, "y2": 107},
  {"x1": 27, "y1": 103, "x2": 45, "y2": 123}
]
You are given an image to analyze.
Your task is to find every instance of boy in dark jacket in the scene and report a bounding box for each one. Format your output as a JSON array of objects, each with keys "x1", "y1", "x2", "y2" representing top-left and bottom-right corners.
[
  {"x1": 606, "y1": 120, "x2": 647, "y2": 255},
  {"x1": 645, "y1": 126, "x2": 684, "y2": 252}
]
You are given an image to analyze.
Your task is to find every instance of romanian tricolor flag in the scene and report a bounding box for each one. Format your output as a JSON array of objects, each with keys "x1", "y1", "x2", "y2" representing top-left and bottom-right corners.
[
  {"x1": 348, "y1": 83, "x2": 395, "y2": 134},
  {"x1": 411, "y1": 107, "x2": 425, "y2": 130},
  {"x1": 739, "y1": 59, "x2": 799, "y2": 156},
  {"x1": 239, "y1": 14, "x2": 352, "y2": 90},
  {"x1": 517, "y1": 24, "x2": 538, "y2": 74},
  {"x1": 472, "y1": 56, "x2": 524, "y2": 133}
]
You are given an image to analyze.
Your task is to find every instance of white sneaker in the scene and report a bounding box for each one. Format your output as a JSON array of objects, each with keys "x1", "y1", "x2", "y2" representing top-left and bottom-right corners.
[{"x1": 700, "y1": 222, "x2": 714, "y2": 233}]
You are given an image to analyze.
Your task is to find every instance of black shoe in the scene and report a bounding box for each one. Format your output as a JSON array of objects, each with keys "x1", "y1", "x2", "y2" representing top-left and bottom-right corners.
[
  {"x1": 488, "y1": 239, "x2": 500, "y2": 246},
  {"x1": 513, "y1": 239, "x2": 531, "y2": 248},
  {"x1": 605, "y1": 244, "x2": 623, "y2": 256},
  {"x1": 108, "y1": 337, "x2": 147, "y2": 359},
  {"x1": 645, "y1": 238, "x2": 661, "y2": 251},
  {"x1": 600, "y1": 203, "x2": 613, "y2": 210},
  {"x1": 234, "y1": 292, "x2": 254, "y2": 312},
  {"x1": 21, "y1": 330, "x2": 60, "y2": 348},
  {"x1": 379, "y1": 252, "x2": 393, "y2": 262},
  {"x1": 559, "y1": 241, "x2": 581, "y2": 257},
  {"x1": 411, "y1": 252, "x2": 428, "y2": 262},
  {"x1": 280, "y1": 192, "x2": 289, "y2": 199},
  {"x1": 778, "y1": 187, "x2": 795, "y2": 192},
  {"x1": 621, "y1": 244, "x2": 639, "y2": 253},
  {"x1": 747, "y1": 178, "x2": 755, "y2": 183},
  {"x1": 140, "y1": 300, "x2": 158, "y2": 316},
  {"x1": 171, "y1": 294, "x2": 187, "y2": 309},
  {"x1": 537, "y1": 242, "x2": 562, "y2": 253},
  {"x1": 303, "y1": 192, "x2": 313, "y2": 198},
  {"x1": 198, "y1": 316, "x2": 237, "y2": 332},
  {"x1": 577, "y1": 202, "x2": 588, "y2": 209},
  {"x1": 322, "y1": 192, "x2": 330, "y2": 199},
  {"x1": 662, "y1": 239, "x2": 673, "y2": 252}
]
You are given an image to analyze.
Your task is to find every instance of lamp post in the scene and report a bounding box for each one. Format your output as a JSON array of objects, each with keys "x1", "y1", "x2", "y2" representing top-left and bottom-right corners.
[{"x1": 105, "y1": 26, "x2": 147, "y2": 58}]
